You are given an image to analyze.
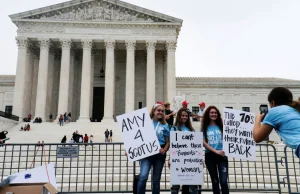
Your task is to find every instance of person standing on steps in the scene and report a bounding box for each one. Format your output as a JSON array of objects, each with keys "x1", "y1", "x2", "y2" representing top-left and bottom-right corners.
[
  {"x1": 109, "y1": 130, "x2": 113, "y2": 142},
  {"x1": 197, "y1": 102, "x2": 206, "y2": 123},
  {"x1": 61, "y1": 135, "x2": 67, "y2": 146},
  {"x1": 164, "y1": 101, "x2": 176, "y2": 129},
  {"x1": 137, "y1": 103, "x2": 170, "y2": 194},
  {"x1": 59, "y1": 114, "x2": 64, "y2": 126},
  {"x1": 104, "y1": 129, "x2": 109, "y2": 142},
  {"x1": 202, "y1": 106, "x2": 229, "y2": 194},
  {"x1": 83, "y1": 134, "x2": 89, "y2": 146}
]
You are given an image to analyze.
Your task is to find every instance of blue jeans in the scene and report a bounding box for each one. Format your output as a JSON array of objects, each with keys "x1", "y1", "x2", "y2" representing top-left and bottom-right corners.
[
  {"x1": 205, "y1": 152, "x2": 229, "y2": 194},
  {"x1": 137, "y1": 153, "x2": 166, "y2": 194},
  {"x1": 171, "y1": 185, "x2": 198, "y2": 194}
]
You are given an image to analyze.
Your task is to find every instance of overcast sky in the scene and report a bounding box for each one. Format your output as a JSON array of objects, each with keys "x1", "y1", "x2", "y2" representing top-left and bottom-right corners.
[{"x1": 1, "y1": 0, "x2": 300, "y2": 80}]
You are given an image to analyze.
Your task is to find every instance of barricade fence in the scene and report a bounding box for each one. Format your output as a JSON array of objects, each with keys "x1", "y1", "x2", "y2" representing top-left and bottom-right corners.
[{"x1": 0, "y1": 143, "x2": 298, "y2": 193}]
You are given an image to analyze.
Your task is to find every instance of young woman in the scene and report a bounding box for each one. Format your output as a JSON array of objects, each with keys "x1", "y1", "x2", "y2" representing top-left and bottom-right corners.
[
  {"x1": 169, "y1": 108, "x2": 199, "y2": 194},
  {"x1": 253, "y1": 87, "x2": 300, "y2": 158},
  {"x1": 202, "y1": 106, "x2": 229, "y2": 194},
  {"x1": 137, "y1": 103, "x2": 170, "y2": 194}
]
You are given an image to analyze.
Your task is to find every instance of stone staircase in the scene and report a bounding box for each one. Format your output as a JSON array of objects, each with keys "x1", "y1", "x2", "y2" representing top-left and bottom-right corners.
[
  {"x1": 4, "y1": 121, "x2": 122, "y2": 143},
  {"x1": 0, "y1": 121, "x2": 299, "y2": 193}
]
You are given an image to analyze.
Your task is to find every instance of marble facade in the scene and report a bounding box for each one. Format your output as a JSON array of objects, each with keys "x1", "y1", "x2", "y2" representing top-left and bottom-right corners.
[{"x1": 9, "y1": 0, "x2": 182, "y2": 121}]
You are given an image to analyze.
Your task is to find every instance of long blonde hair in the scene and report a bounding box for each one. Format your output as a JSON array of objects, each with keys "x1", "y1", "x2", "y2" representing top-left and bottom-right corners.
[{"x1": 150, "y1": 104, "x2": 167, "y2": 125}]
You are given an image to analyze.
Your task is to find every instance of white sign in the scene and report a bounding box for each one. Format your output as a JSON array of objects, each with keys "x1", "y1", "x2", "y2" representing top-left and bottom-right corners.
[
  {"x1": 116, "y1": 108, "x2": 160, "y2": 162},
  {"x1": 170, "y1": 131, "x2": 204, "y2": 185},
  {"x1": 223, "y1": 108, "x2": 256, "y2": 161},
  {"x1": 173, "y1": 96, "x2": 183, "y2": 111},
  {"x1": 10, "y1": 163, "x2": 57, "y2": 189}
]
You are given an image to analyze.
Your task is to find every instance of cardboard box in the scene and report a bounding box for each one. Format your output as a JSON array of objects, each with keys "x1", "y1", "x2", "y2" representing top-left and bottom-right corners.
[{"x1": 0, "y1": 182, "x2": 57, "y2": 194}]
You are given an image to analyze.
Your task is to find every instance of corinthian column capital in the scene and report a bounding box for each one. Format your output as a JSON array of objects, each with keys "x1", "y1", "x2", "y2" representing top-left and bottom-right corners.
[
  {"x1": 16, "y1": 37, "x2": 28, "y2": 49},
  {"x1": 146, "y1": 40, "x2": 157, "y2": 51},
  {"x1": 38, "y1": 38, "x2": 51, "y2": 49},
  {"x1": 166, "y1": 40, "x2": 177, "y2": 51},
  {"x1": 104, "y1": 39, "x2": 116, "y2": 50},
  {"x1": 125, "y1": 40, "x2": 136, "y2": 51},
  {"x1": 81, "y1": 39, "x2": 93, "y2": 50},
  {"x1": 60, "y1": 38, "x2": 72, "y2": 49}
]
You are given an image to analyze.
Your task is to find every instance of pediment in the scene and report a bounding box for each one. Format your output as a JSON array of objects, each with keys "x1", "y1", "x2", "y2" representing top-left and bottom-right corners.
[{"x1": 9, "y1": 0, "x2": 182, "y2": 24}]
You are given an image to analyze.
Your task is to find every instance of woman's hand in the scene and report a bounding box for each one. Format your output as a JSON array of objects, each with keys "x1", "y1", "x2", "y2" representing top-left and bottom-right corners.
[
  {"x1": 255, "y1": 113, "x2": 265, "y2": 123},
  {"x1": 159, "y1": 148, "x2": 166, "y2": 155},
  {"x1": 168, "y1": 160, "x2": 170, "y2": 169},
  {"x1": 214, "y1": 150, "x2": 225, "y2": 157}
]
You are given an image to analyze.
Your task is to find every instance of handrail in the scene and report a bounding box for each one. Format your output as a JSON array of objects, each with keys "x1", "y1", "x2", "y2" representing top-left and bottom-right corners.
[{"x1": 0, "y1": 110, "x2": 19, "y2": 121}]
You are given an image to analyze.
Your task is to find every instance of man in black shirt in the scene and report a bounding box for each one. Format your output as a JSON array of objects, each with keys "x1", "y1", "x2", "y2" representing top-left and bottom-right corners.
[
  {"x1": 104, "y1": 129, "x2": 109, "y2": 142},
  {"x1": 164, "y1": 102, "x2": 176, "y2": 128},
  {"x1": 181, "y1": 100, "x2": 194, "y2": 117}
]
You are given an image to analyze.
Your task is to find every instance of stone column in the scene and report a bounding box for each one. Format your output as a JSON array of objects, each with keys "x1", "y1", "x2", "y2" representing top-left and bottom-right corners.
[
  {"x1": 35, "y1": 38, "x2": 50, "y2": 119},
  {"x1": 12, "y1": 37, "x2": 28, "y2": 118},
  {"x1": 45, "y1": 49, "x2": 55, "y2": 119},
  {"x1": 52, "y1": 51, "x2": 61, "y2": 119},
  {"x1": 25, "y1": 45, "x2": 35, "y2": 115},
  {"x1": 90, "y1": 49, "x2": 95, "y2": 117},
  {"x1": 166, "y1": 41, "x2": 177, "y2": 103},
  {"x1": 23, "y1": 46, "x2": 34, "y2": 116},
  {"x1": 30, "y1": 49, "x2": 40, "y2": 117},
  {"x1": 125, "y1": 40, "x2": 136, "y2": 113},
  {"x1": 68, "y1": 50, "x2": 75, "y2": 119},
  {"x1": 78, "y1": 39, "x2": 93, "y2": 121},
  {"x1": 103, "y1": 39, "x2": 116, "y2": 121},
  {"x1": 146, "y1": 40, "x2": 157, "y2": 109},
  {"x1": 57, "y1": 39, "x2": 72, "y2": 117}
]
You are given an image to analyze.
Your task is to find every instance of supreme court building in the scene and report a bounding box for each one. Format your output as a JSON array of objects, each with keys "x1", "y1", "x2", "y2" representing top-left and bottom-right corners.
[{"x1": 10, "y1": 0, "x2": 182, "y2": 122}]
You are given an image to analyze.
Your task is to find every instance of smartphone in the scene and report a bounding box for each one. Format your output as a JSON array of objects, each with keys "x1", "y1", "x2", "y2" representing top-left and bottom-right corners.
[{"x1": 259, "y1": 104, "x2": 268, "y2": 121}]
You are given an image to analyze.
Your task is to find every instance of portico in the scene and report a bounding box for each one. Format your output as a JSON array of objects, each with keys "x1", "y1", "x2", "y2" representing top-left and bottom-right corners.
[{"x1": 10, "y1": 0, "x2": 182, "y2": 121}]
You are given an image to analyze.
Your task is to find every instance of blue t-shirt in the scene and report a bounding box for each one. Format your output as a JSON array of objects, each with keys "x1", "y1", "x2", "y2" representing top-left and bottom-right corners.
[
  {"x1": 171, "y1": 125, "x2": 194, "y2": 132},
  {"x1": 204, "y1": 125, "x2": 223, "y2": 152},
  {"x1": 262, "y1": 105, "x2": 300, "y2": 152},
  {"x1": 153, "y1": 121, "x2": 170, "y2": 145}
]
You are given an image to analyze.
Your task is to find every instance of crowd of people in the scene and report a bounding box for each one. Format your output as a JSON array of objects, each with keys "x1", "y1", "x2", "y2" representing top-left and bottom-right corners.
[
  {"x1": 57, "y1": 112, "x2": 72, "y2": 126},
  {"x1": 22, "y1": 114, "x2": 42, "y2": 123},
  {"x1": 60, "y1": 130, "x2": 94, "y2": 145},
  {"x1": 135, "y1": 87, "x2": 300, "y2": 194},
  {"x1": 20, "y1": 124, "x2": 31, "y2": 131}
]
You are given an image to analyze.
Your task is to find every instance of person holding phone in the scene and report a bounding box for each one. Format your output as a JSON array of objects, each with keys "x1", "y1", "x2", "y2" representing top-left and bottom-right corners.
[
  {"x1": 202, "y1": 106, "x2": 229, "y2": 194},
  {"x1": 253, "y1": 87, "x2": 300, "y2": 158}
]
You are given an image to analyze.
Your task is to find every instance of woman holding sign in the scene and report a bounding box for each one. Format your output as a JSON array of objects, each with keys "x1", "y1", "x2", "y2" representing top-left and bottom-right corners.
[
  {"x1": 202, "y1": 106, "x2": 229, "y2": 194},
  {"x1": 169, "y1": 108, "x2": 200, "y2": 194},
  {"x1": 137, "y1": 103, "x2": 170, "y2": 194},
  {"x1": 253, "y1": 87, "x2": 300, "y2": 158}
]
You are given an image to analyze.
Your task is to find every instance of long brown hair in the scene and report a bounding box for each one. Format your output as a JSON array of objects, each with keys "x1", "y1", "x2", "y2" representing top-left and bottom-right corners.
[
  {"x1": 150, "y1": 104, "x2": 167, "y2": 125},
  {"x1": 201, "y1": 106, "x2": 223, "y2": 139},
  {"x1": 174, "y1": 108, "x2": 194, "y2": 131}
]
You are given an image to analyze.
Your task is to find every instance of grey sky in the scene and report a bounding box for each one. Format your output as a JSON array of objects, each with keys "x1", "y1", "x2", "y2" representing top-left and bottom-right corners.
[{"x1": 1, "y1": 0, "x2": 299, "y2": 80}]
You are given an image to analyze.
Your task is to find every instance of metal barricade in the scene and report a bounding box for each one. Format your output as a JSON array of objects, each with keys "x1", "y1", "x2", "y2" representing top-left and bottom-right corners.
[
  {"x1": 284, "y1": 146, "x2": 300, "y2": 194},
  {"x1": 0, "y1": 143, "x2": 285, "y2": 193},
  {"x1": 0, "y1": 143, "x2": 134, "y2": 193},
  {"x1": 130, "y1": 144, "x2": 281, "y2": 193}
]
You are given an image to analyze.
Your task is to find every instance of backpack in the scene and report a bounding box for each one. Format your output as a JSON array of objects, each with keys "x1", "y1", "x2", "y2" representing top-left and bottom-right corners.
[{"x1": 0, "y1": 131, "x2": 8, "y2": 143}]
